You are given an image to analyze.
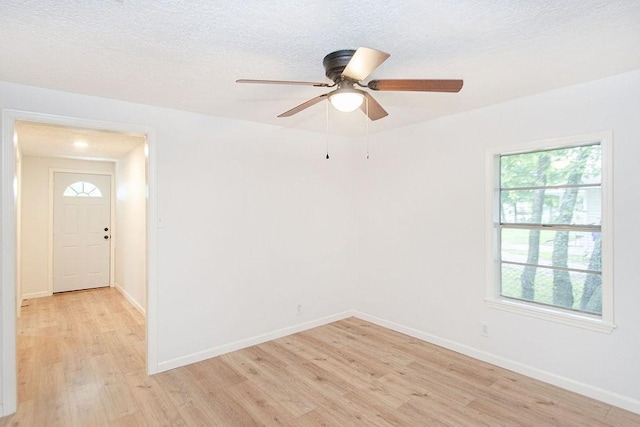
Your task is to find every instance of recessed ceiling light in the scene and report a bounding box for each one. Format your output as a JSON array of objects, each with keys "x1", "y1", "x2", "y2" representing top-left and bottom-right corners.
[{"x1": 73, "y1": 141, "x2": 88, "y2": 148}]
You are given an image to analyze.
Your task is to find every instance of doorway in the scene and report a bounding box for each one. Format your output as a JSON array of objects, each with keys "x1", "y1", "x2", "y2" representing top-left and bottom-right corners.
[
  {"x1": 1, "y1": 110, "x2": 158, "y2": 416},
  {"x1": 52, "y1": 172, "x2": 112, "y2": 293}
]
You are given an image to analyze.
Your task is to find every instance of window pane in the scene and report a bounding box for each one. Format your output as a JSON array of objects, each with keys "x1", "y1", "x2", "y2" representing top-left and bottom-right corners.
[
  {"x1": 501, "y1": 144, "x2": 601, "y2": 188},
  {"x1": 63, "y1": 187, "x2": 77, "y2": 197},
  {"x1": 500, "y1": 188, "x2": 601, "y2": 225},
  {"x1": 501, "y1": 229, "x2": 601, "y2": 272},
  {"x1": 63, "y1": 181, "x2": 103, "y2": 198},
  {"x1": 70, "y1": 182, "x2": 84, "y2": 193},
  {"x1": 501, "y1": 263, "x2": 602, "y2": 315}
]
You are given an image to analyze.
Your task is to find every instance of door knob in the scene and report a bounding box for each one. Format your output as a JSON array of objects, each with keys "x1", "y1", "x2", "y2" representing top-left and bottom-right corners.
[
  {"x1": 104, "y1": 227, "x2": 109, "y2": 232},
  {"x1": 104, "y1": 235, "x2": 109, "y2": 240}
]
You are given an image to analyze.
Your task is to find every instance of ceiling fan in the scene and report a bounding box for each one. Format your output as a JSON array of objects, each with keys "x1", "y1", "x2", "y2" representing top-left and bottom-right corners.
[{"x1": 237, "y1": 47, "x2": 463, "y2": 121}]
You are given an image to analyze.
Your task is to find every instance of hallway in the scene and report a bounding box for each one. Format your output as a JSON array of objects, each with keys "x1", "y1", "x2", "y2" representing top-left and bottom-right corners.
[{"x1": 7, "y1": 288, "x2": 145, "y2": 425}]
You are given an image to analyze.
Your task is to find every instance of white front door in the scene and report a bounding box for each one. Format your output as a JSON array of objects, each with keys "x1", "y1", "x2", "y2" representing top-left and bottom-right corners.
[{"x1": 53, "y1": 172, "x2": 111, "y2": 293}]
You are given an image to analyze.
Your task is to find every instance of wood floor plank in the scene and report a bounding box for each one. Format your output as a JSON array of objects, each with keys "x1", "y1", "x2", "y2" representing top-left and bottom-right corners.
[
  {"x1": 66, "y1": 381, "x2": 111, "y2": 427},
  {"x1": 225, "y1": 380, "x2": 299, "y2": 425},
  {"x1": 225, "y1": 352, "x2": 317, "y2": 417},
  {"x1": 31, "y1": 394, "x2": 72, "y2": 427},
  {"x1": 102, "y1": 329, "x2": 146, "y2": 375},
  {"x1": 16, "y1": 344, "x2": 37, "y2": 403},
  {"x1": 335, "y1": 318, "x2": 439, "y2": 358},
  {"x1": 187, "y1": 384, "x2": 262, "y2": 426},
  {"x1": 35, "y1": 361, "x2": 66, "y2": 402},
  {"x1": 259, "y1": 343, "x2": 372, "y2": 415},
  {"x1": 170, "y1": 363, "x2": 261, "y2": 426},
  {"x1": 175, "y1": 397, "x2": 233, "y2": 426},
  {"x1": 109, "y1": 411, "x2": 149, "y2": 427},
  {"x1": 290, "y1": 334, "x2": 388, "y2": 387},
  {"x1": 123, "y1": 369, "x2": 185, "y2": 426},
  {"x1": 1, "y1": 288, "x2": 639, "y2": 426},
  {"x1": 341, "y1": 389, "x2": 419, "y2": 426},
  {"x1": 0, "y1": 399, "x2": 34, "y2": 427},
  {"x1": 293, "y1": 408, "x2": 333, "y2": 426},
  {"x1": 324, "y1": 324, "x2": 417, "y2": 368},
  {"x1": 185, "y1": 355, "x2": 247, "y2": 390},
  {"x1": 90, "y1": 353, "x2": 139, "y2": 421},
  {"x1": 154, "y1": 367, "x2": 204, "y2": 408},
  {"x1": 606, "y1": 406, "x2": 640, "y2": 427},
  {"x1": 490, "y1": 377, "x2": 611, "y2": 426}
]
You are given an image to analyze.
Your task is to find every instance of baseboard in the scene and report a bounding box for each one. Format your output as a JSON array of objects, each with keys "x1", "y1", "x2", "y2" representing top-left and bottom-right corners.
[
  {"x1": 113, "y1": 283, "x2": 145, "y2": 317},
  {"x1": 21, "y1": 291, "x2": 51, "y2": 300},
  {"x1": 157, "y1": 309, "x2": 357, "y2": 373},
  {"x1": 353, "y1": 311, "x2": 640, "y2": 415}
]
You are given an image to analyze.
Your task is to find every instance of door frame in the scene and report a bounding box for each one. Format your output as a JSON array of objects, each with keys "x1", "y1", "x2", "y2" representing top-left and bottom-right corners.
[
  {"x1": 1, "y1": 109, "x2": 159, "y2": 416},
  {"x1": 49, "y1": 169, "x2": 116, "y2": 295}
]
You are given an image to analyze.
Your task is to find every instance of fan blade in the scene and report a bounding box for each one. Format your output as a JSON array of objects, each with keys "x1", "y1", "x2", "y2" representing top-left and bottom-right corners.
[
  {"x1": 341, "y1": 47, "x2": 390, "y2": 82},
  {"x1": 236, "y1": 79, "x2": 330, "y2": 87},
  {"x1": 278, "y1": 93, "x2": 329, "y2": 117},
  {"x1": 368, "y1": 79, "x2": 463, "y2": 92},
  {"x1": 360, "y1": 93, "x2": 388, "y2": 121}
]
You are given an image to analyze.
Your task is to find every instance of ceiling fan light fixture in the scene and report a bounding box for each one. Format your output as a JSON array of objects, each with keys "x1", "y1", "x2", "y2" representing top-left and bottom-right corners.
[
  {"x1": 329, "y1": 90, "x2": 364, "y2": 113},
  {"x1": 237, "y1": 46, "x2": 463, "y2": 121}
]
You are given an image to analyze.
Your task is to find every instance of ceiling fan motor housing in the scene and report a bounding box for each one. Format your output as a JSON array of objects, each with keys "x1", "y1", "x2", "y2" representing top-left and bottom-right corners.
[{"x1": 323, "y1": 50, "x2": 356, "y2": 82}]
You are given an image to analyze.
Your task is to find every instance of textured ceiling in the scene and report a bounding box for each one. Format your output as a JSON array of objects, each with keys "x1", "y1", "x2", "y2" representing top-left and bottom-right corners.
[
  {"x1": 16, "y1": 121, "x2": 145, "y2": 161},
  {"x1": 1, "y1": 1, "x2": 639, "y2": 135}
]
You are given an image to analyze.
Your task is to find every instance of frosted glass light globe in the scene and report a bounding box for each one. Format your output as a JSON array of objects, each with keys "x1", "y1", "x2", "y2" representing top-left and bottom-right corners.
[{"x1": 329, "y1": 91, "x2": 364, "y2": 112}]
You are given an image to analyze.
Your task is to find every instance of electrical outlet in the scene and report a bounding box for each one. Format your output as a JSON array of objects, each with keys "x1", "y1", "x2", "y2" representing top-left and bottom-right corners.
[{"x1": 481, "y1": 322, "x2": 489, "y2": 337}]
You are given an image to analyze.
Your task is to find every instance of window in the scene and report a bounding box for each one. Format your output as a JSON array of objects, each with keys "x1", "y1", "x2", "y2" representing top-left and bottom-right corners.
[
  {"x1": 486, "y1": 132, "x2": 614, "y2": 332},
  {"x1": 63, "y1": 181, "x2": 102, "y2": 197}
]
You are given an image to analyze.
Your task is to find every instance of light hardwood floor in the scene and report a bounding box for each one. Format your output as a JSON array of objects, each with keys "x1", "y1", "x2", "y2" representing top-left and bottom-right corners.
[{"x1": 1, "y1": 288, "x2": 638, "y2": 426}]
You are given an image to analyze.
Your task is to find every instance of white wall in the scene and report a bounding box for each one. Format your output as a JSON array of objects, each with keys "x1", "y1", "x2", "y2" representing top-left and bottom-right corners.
[
  {"x1": 20, "y1": 156, "x2": 115, "y2": 298},
  {"x1": 355, "y1": 69, "x2": 640, "y2": 412},
  {"x1": 152, "y1": 117, "x2": 357, "y2": 367},
  {"x1": 0, "y1": 79, "x2": 358, "y2": 387},
  {"x1": 115, "y1": 143, "x2": 147, "y2": 313}
]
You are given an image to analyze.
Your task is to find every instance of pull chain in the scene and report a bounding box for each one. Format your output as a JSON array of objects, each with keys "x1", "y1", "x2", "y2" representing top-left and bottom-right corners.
[
  {"x1": 366, "y1": 96, "x2": 370, "y2": 159},
  {"x1": 325, "y1": 100, "x2": 330, "y2": 159}
]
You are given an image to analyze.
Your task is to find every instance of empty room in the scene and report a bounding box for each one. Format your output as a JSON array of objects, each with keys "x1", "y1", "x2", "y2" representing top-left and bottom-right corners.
[{"x1": 1, "y1": 1, "x2": 639, "y2": 425}]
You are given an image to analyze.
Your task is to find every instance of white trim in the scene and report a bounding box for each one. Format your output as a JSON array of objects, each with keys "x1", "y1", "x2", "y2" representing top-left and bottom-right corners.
[
  {"x1": 353, "y1": 311, "x2": 640, "y2": 415},
  {"x1": 485, "y1": 131, "x2": 614, "y2": 332},
  {"x1": 48, "y1": 169, "x2": 115, "y2": 295},
  {"x1": 490, "y1": 131, "x2": 610, "y2": 156},
  {"x1": 110, "y1": 173, "x2": 116, "y2": 288},
  {"x1": 0, "y1": 109, "x2": 159, "y2": 416},
  {"x1": 1, "y1": 110, "x2": 18, "y2": 416},
  {"x1": 600, "y1": 132, "x2": 614, "y2": 323},
  {"x1": 145, "y1": 131, "x2": 158, "y2": 375},
  {"x1": 20, "y1": 291, "x2": 50, "y2": 300},
  {"x1": 15, "y1": 148, "x2": 22, "y2": 320},
  {"x1": 157, "y1": 310, "x2": 357, "y2": 372},
  {"x1": 485, "y1": 297, "x2": 615, "y2": 333},
  {"x1": 114, "y1": 283, "x2": 145, "y2": 316}
]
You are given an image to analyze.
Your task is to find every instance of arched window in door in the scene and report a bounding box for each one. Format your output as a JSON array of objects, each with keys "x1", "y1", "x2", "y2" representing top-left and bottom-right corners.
[{"x1": 63, "y1": 181, "x2": 103, "y2": 197}]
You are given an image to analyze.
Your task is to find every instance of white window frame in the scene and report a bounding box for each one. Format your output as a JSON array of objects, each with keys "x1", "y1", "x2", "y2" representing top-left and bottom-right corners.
[{"x1": 485, "y1": 131, "x2": 615, "y2": 333}]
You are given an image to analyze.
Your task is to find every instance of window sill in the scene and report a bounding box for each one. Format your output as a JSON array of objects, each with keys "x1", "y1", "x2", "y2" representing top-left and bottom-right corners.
[{"x1": 485, "y1": 297, "x2": 616, "y2": 334}]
